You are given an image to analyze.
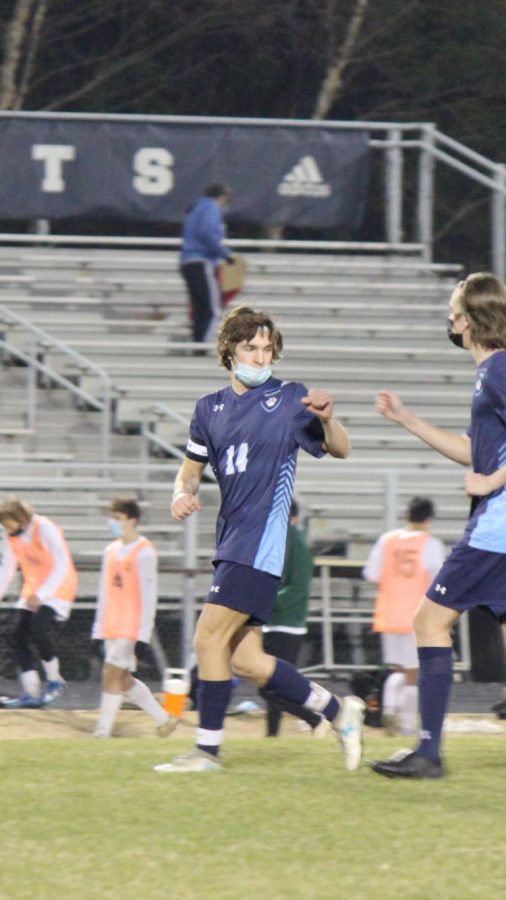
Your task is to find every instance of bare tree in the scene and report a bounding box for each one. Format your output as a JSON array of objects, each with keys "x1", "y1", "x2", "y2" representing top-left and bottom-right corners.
[
  {"x1": 14, "y1": 0, "x2": 47, "y2": 109},
  {"x1": 312, "y1": 0, "x2": 369, "y2": 120},
  {"x1": 0, "y1": 0, "x2": 48, "y2": 109}
]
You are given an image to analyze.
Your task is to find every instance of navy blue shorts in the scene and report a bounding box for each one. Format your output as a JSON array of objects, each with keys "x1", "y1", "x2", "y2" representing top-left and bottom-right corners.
[
  {"x1": 205, "y1": 561, "x2": 280, "y2": 625},
  {"x1": 426, "y1": 540, "x2": 506, "y2": 621}
]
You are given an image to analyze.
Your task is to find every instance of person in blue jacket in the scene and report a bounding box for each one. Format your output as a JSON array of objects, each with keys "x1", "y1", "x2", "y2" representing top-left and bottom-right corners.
[{"x1": 180, "y1": 183, "x2": 234, "y2": 343}]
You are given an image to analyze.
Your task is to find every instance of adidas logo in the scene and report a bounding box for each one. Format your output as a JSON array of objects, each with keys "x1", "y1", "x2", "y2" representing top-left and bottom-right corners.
[{"x1": 277, "y1": 156, "x2": 331, "y2": 197}]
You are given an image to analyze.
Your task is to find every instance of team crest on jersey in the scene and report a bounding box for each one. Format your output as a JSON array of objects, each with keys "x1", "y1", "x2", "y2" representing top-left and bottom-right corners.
[
  {"x1": 261, "y1": 390, "x2": 283, "y2": 413},
  {"x1": 475, "y1": 368, "x2": 487, "y2": 396}
]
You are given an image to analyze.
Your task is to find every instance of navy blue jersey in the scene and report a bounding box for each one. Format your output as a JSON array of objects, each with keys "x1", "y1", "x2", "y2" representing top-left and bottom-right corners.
[
  {"x1": 469, "y1": 350, "x2": 506, "y2": 476},
  {"x1": 186, "y1": 377, "x2": 326, "y2": 575},
  {"x1": 464, "y1": 350, "x2": 506, "y2": 552}
]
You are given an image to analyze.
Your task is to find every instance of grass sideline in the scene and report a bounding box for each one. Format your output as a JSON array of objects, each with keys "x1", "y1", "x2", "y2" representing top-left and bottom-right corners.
[{"x1": 0, "y1": 733, "x2": 504, "y2": 900}]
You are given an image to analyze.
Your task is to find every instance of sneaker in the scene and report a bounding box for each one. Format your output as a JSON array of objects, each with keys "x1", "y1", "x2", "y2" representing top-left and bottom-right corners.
[
  {"x1": 370, "y1": 749, "x2": 444, "y2": 779},
  {"x1": 154, "y1": 749, "x2": 223, "y2": 773},
  {"x1": 333, "y1": 695, "x2": 366, "y2": 771},
  {"x1": 4, "y1": 694, "x2": 43, "y2": 709},
  {"x1": 492, "y1": 698, "x2": 506, "y2": 720},
  {"x1": 43, "y1": 680, "x2": 65, "y2": 704},
  {"x1": 156, "y1": 716, "x2": 179, "y2": 738},
  {"x1": 312, "y1": 717, "x2": 331, "y2": 739}
]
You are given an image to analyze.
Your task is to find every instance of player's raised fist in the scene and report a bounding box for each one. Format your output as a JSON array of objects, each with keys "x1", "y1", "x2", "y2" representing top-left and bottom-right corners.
[
  {"x1": 171, "y1": 492, "x2": 202, "y2": 520},
  {"x1": 301, "y1": 388, "x2": 334, "y2": 421}
]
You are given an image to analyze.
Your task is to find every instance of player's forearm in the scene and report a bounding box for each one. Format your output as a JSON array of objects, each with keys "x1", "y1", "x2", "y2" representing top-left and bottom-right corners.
[
  {"x1": 397, "y1": 409, "x2": 471, "y2": 465},
  {"x1": 171, "y1": 459, "x2": 205, "y2": 519},
  {"x1": 322, "y1": 417, "x2": 351, "y2": 459},
  {"x1": 173, "y1": 467, "x2": 202, "y2": 498}
]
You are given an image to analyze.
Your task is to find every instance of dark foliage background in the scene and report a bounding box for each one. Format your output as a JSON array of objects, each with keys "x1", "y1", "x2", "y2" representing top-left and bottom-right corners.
[{"x1": 2, "y1": 0, "x2": 506, "y2": 268}]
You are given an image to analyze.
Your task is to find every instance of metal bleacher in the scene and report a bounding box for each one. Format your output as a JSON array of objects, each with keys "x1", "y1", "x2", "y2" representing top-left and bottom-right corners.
[{"x1": 0, "y1": 244, "x2": 472, "y2": 608}]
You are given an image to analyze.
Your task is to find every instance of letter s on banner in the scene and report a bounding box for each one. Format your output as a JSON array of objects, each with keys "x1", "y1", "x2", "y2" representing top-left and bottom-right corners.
[
  {"x1": 32, "y1": 144, "x2": 76, "y2": 192},
  {"x1": 133, "y1": 148, "x2": 174, "y2": 195}
]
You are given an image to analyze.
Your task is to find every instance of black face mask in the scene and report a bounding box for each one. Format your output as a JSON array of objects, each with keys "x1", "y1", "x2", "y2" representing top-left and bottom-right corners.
[{"x1": 447, "y1": 320, "x2": 466, "y2": 349}]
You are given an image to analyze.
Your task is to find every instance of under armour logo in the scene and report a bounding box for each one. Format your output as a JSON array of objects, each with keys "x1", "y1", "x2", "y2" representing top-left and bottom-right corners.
[
  {"x1": 209, "y1": 585, "x2": 220, "y2": 593},
  {"x1": 213, "y1": 404, "x2": 224, "y2": 412},
  {"x1": 420, "y1": 729, "x2": 432, "y2": 740},
  {"x1": 435, "y1": 583, "x2": 447, "y2": 595}
]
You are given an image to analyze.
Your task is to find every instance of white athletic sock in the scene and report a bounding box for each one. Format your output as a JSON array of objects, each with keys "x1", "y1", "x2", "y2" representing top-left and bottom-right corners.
[
  {"x1": 400, "y1": 685, "x2": 418, "y2": 734},
  {"x1": 124, "y1": 678, "x2": 169, "y2": 726},
  {"x1": 21, "y1": 669, "x2": 41, "y2": 698},
  {"x1": 42, "y1": 657, "x2": 61, "y2": 682},
  {"x1": 95, "y1": 692, "x2": 123, "y2": 737},
  {"x1": 382, "y1": 671, "x2": 406, "y2": 715}
]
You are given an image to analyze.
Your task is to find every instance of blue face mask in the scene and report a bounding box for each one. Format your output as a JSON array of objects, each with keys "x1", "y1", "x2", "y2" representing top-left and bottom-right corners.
[
  {"x1": 107, "y1": 518, "x2": 124, "y2": 538},
  {"x1": 233, "y1": 362, "x2": 272, "y2": 388}
]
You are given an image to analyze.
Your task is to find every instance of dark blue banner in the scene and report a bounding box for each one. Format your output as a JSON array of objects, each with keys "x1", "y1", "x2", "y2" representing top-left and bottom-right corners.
[{"x1": 0, "y1": 115, "x2": 369, "y2": 227}]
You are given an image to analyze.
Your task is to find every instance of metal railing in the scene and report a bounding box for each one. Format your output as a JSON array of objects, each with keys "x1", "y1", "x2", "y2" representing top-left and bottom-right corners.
[
  {"x1": 0, "y1": 305, "x2": 113, "y2": 473},
  {"x1": 139, "y1": 402, "x2": 190, "y2": 468},
  {"x1": 0, "y1": 112, "x2": 504, "y2": 273}
]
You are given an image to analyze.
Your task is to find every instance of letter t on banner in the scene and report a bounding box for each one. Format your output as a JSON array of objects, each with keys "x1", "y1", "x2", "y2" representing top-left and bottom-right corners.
[{"x1": 32, "y1": 144, "x2": 76, "y2": 192}]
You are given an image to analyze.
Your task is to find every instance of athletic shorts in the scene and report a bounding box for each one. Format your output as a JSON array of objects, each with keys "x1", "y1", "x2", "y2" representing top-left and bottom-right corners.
[
  {"x1": 426, "y1": 540, "x2": 506, "y2": 621},
  {"x1": 381, "y1": 633, "x2": 418, "y2": 669},
  {"x1": 205, "y1": 561, "x2": 280, "y2": 625},
  {"x1": 104, "y1": 638, "x2": 136, "y2": 671}
]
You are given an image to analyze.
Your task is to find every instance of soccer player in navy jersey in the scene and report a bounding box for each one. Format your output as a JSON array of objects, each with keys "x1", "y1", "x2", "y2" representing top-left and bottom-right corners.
[
  {"x1": 371, "y1": 272, "x2": 506, "y2": 778},
  {"x1": 154, "y1": 305, "x2": 365, "y2": 773}
]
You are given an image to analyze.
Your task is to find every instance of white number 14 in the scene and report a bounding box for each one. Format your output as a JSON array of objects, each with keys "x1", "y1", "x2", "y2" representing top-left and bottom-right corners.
[{"x1": 225, "y1": 442, "x2": 249, "y2": 474}]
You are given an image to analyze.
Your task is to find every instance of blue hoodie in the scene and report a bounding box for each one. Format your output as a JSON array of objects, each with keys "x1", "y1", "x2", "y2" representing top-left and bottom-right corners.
[{"x1": 181, "y1": 197, "x2": 232, "y2": 265}]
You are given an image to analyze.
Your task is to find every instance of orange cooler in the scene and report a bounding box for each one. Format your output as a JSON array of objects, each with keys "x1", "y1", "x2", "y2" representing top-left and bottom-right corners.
[{"x1": 163, "y1": 670, "x2": 189, "y2": 718}]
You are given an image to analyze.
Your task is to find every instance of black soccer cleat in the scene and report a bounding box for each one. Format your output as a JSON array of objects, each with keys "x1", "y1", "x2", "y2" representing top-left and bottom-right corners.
[
  {"x1": 492, "y1": 698, "x2": 506, "y2": 720},
  {"x1": 370, "y1": 749, "x2": 444, "y2": 779}
]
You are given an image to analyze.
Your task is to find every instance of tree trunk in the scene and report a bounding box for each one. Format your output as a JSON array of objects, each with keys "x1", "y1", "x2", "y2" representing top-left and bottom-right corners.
[
  {"x1": 14, "y1": 0, "x2": 48, "y2": 109},
  {"x1": 0, "y1": 0, "x2": 37, "y2": 109},
  {"x1": 312, "y1": 0, "x2": 369, "y2": 121}
]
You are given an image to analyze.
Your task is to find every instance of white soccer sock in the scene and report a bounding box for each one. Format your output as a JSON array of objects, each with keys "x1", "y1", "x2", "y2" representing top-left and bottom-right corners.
[
  {"x1": 304, "y1": 682, "x2": 333, "y2": 713},
  {"x1": 400, "y1": 685, "x2": 418, "y2": 734},
  {"x1": 21, "y1": 669, "x2": 41, "y2": 698},
  {"x1": 42, "y1": 657, "x2": 61, "y2": 682},
  {"x1": 95, "y1": 692, "x2": 123, "y2": 737},
  {"x1": 124, "y1": 678, "x2": 169, "y2": 726},
  {"x1": 382, "y1": 671, "x2": 406, "y2": 715}
]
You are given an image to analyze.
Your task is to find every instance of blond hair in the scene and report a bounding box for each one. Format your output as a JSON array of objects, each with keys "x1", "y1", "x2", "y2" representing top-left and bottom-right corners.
[
  {"x1": 459, "y1": 272, "x2": 506, "y2": 349},
  {"x1": 0, "y1": 496, "x2": 33, "y2": 527}
]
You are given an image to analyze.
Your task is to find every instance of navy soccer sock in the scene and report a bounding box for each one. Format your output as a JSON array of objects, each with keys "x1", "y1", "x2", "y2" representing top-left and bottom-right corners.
[
  {"x1": 197, "y1": 679, "x2": 233, "y2": 757},
  {"x1": 416, "y1": 647, "x2": 453, "y2": 763},
  {"x1": 264, "y1": 659, "x2": 339, "y2": 722}
]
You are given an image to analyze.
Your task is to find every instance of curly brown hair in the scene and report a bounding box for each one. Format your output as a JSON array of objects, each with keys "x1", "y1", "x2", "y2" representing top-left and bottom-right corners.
[
  {"x1": 458, "y1": 272, "x2": 506, "y2": 349},
  {"x1": 217, "y1": 305, "x2": 283, "y2": 370}
]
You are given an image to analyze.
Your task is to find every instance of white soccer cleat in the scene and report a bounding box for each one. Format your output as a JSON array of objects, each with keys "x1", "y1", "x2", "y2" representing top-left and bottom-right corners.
[
  {"x1": 156, "y1": 716, "x2": 179, "y2": 738},
  {"x1": 333, "y1": 695, "x2": 366, "y2": 771},
  {"x1": 154, "y1": 749, "x2": 223, "y2": 773}
]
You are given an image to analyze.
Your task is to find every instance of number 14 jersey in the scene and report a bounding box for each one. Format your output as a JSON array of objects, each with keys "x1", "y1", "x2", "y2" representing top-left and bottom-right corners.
[{"x1": 186, "y1": 377, "x2": 326, "y2": 576}]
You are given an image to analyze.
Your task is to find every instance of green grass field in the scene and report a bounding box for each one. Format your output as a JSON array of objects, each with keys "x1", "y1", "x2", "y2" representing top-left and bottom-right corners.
[{"x1": 1, "y1": 733, "x2": 504, "y2": 900}]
